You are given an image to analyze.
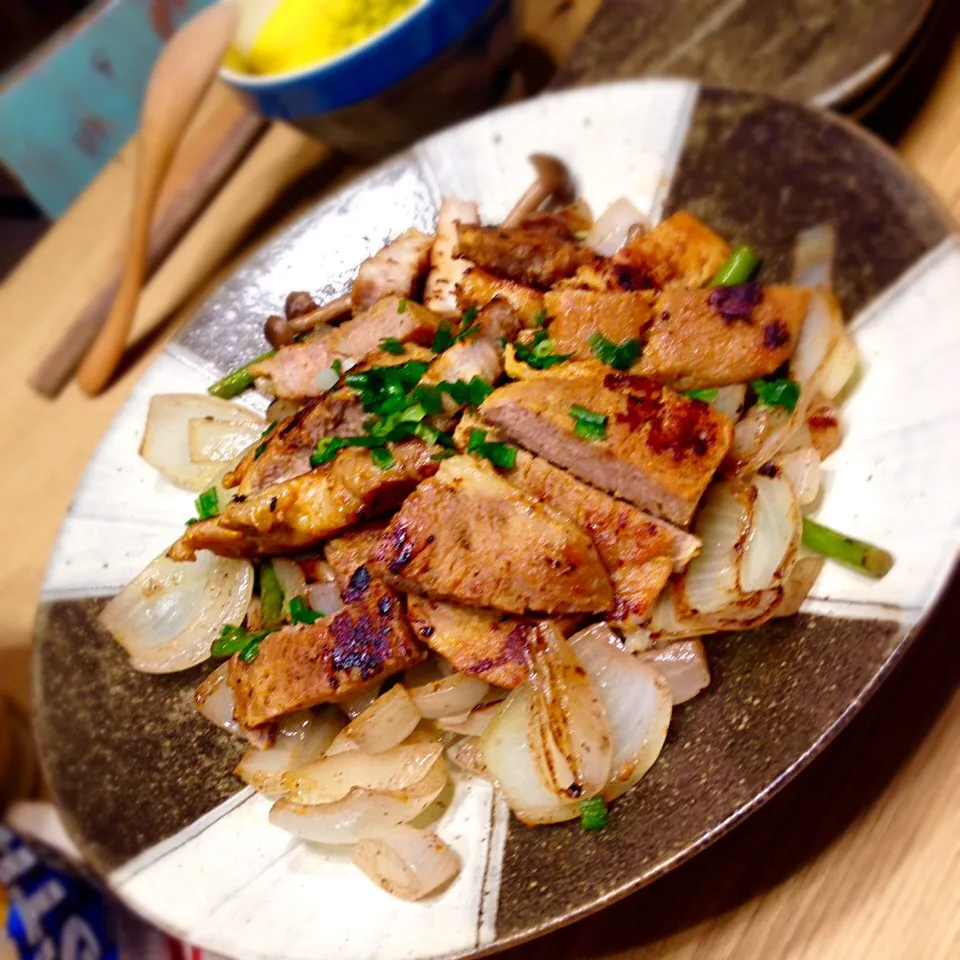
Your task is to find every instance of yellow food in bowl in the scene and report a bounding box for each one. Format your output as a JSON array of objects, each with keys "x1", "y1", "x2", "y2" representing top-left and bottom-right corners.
[{"x1": 230, "y1": 0, "x2": 423, "y2": 76}]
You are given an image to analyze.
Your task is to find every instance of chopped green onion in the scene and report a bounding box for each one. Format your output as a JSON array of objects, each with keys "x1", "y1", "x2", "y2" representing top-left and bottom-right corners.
[
  {"x1": 463, "y1": 306, "x2": 479, "y2": 325},
  {"x1": 751, "y1": 378, "x2": 801, "y2": 413},
  {"x1": 195, "y1": 486, "x2": 219, "y2": 520},
  {"x1": 534, "y1": 309, "x2": 548, "y2": 329},
  {"x1": 311, "y1": 437, "x2": 346, "y2": 467},
  {"x1": 240, "y1": 637, "x2": 264, "y2": 662},
  {"x1": 512, "y1": 329, "x2": 570, "y2": 370},
  {"x1": 259, "y1": 560, "x2": 285, "y2": 628},
  {"x1": 466, "y1": 428, "x2": 517, "y2": 470},
  {"x1": 432, "y1": 321, "x2": 455, "y2": 353},
  {"x1": 431, "y1": 450, "x2": 456, "y2": 461},
  {"x1": 579, "y1": 796, "x2": 608, "y2": 832},
  {"x1": 466, "y1": 376, "x2": 493, "y2": 409},
  {"x1": 570, "y1": 404, "x2": 607, "y2": 441},
  {"x1": 414, "y1": 422, "x2": 440, "y2": 445},
  {"x1": 289, "y1": 595, "x2": 324, "y2": 624},
  {"x1": 211, "y1": 623, "x2": 270, "y2": 659},
  {"x1": 711, "y1": 245, "x2": 761, "y2": 286},
  {"x1": 455, "y1": 321, "x2": 480, "y2": 344},
  {"x1": 397, "y1": 298, "x2": 407, "y2": 314},
  {"x1": 412, "y1": 384, "x2": 445, "y2": 415},
  {"x1": 208, "y1": 350, "x2": 276, "y2": 399},
  {"x1": 801, "y1": 517, "x2": 894, "y2": 578},
  {"x1": 254, "y1": 420, "x2": 279, "y2": 460},
  {"x1": 332, "y1": 359, "x2": 344, "y2": 378},
  {"x1": 587, "y1": 332, "x2": 642, "y2": 370},
  {"x1": 380, "y1": 337, "x2": 405, "y2": 355},
  {"x1": 685, "y1": 388, "x2": 719, "y2": 402},
  {"x1": 371, "y1": 446, "x2": 396, "y2": 469}
]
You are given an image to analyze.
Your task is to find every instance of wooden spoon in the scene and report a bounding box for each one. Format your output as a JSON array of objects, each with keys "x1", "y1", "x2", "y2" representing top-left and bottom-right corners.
[{"x1": 76, "y1": 0, "x2": 240, "y2": 396}]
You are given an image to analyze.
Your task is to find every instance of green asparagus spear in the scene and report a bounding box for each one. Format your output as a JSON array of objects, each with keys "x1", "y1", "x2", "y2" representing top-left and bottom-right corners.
[
  {"x1": 801, "y1": 517, "x2": 894, "y2": 578},
  {"x1": 208, "y1": 349, "x2": 276, "y2": 399}
]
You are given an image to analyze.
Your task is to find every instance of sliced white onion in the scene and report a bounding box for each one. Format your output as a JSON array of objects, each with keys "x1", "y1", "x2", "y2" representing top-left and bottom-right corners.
[
  {"x1": 711, "y1": 384, "x2": 747, "y2": 422},
  {"x1": 807, "y1": 397, "x2": 842, "y2": 459},
  {"x1": 271, "y1": 558, "x2": 307, "y2": 609},
  {"x1": 525, "y1": 623, "x2": 612, "y2": 801},
  {"x1": 340, "y1": 685, "x2": 382, "y2": 720},
  {"x1": 408, "y1": 674, "x2": 489, "y2": 720},
  {"x1": 621, "y1": 588, "x2": 714, "y2": 649},
  {"x1": 283, "y1": 740, "x2": 443, "y2": 804},
  {"x1": 585, "y1": 197, "x2": 648, "y2": 257},
  {"x1": 568, "y1": 625, "x2": 672, "y2": 800},
  {"x1": 269, "y1": 760, "x2": 447, "y2": 845},
  {"x1": 739, "y1": 474, "x2": 800, "y2": 593},
  {"x1": 791, "y1": 223, "x2": 836, "y2": 290},
  {"x1": 436, "y1": 701, "x2": 502, "y2": 738},
  {"x1": 635, "y1": 639, "x2": 710, "y2": 705},
  {"x1": 771, "y1": 447, "x2": 821, "y2": 506},
  {"x1": 818, "y1": 330, "x2": 858, "y2": 400},
  {"x1": 352, "y1": 826, "x2": 460, "y2": 901},
  {"x1": 236, "y1": 709, "x2": 345, "y2": 795},
  {"x1": 680, "y1": 483, "x2": 748, "y2": 615},
  {"x1": 775, "y1": 554, "x2": 825, "y2": 618},
  {"x1": 265, "y1": 397, "x2": 304, "y2": 423},
  {"x1": 100, "y1": 550, "x2": 254, "y2": 673},
  {"x1": 194, "y1": 661, "x2": 240, "y2": 735},
  {"x1": 328, "y1": 685, "x2": 421, "y2": 755},
  {"x1": 479, "y1": 687, "x2": 579, "y2": 825},
  {"x1": 187, "y1": 418, "x2": 264, "y2": 465},
  {"x1": 446, "y1": 736, "x2": 489, "y2": 776},
  {"x1": 140, "y1": 394, "x2": 263, "y2": 491},
  {"x1": 306, "y1": 581, "x2": 344, "y2": 617}
]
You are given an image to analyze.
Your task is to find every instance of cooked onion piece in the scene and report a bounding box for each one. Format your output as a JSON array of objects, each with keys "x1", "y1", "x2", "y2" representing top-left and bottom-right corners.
[
  {"x1": 524, "y1": 623, "x2": 612, "y2": 801},
  {"x1": 352, "y1": 826, "x2": 461, "y2": 901},
  {"x1": 328, "y1": 685, "x2": 421, "y2": 755},
  {"x1": 187, "y1": 418, "x2": 264, "y2": 465},
  {"x1": 100, "y1": 550, "x2": 254, "y2": 673},
  {"x1": 269, "y1": 759, "x2": 448, "y2": 845},
  {"x1": 818, "y1": 330, "x2": 858, "y2": 400},
  {"x1": 305, "y1": 580, "x2": 344, "y2": 617},
  {"x1": 480, "y1": 687, "x2": 580, "y2": 825},
  {"x1": 568, "y1": 625, "x2": 672, "y2": 800},
  {"x1": 771, "y1": 447, "x2": 821, "y2": 506},
  {"x1": 446, "y1": 736, "x2": 489, "y2": 776},
  {"x1": 739, "y1": 474, "x2": 800, "y2": 594},
  {"x1": 806, "y1": 397, "x2": 842, "y2": 459},
  {"x1": 140, "y1": 393, "x2": 263, "y2": 491},
  {"x1": 436, "y1": 701, "x2": 503, "y2": 737},
  {"x1": 408, "y1": 674, "x2": 489, "y2": 720},
  {"x1": 283, "y1": 740, "x2": 443, "y2": 804},
  {"x1": 711, "y1": 384, "x2": 747, "y2": 422},
  {"x1": 340, "y1": 685, "x2": 382, "y2": 720},
  {"x1": 776, "y1": 554, "x2": 826, "y2": 618},
  {"x1": 270, "y1": 558, "x2": 307, "y2": 608},
  {"x1": 236, "y1": 709, "x2": 345, "y2": 794},
  {"x1": 635, "y1": 639, "x2": 710, "y2": 705},
  {"x1": 585, "y1": 197, "x2": 648, "y2": 256},
  {"x1": 194, "y1": 661, "x2": 240, "y2": 734}
]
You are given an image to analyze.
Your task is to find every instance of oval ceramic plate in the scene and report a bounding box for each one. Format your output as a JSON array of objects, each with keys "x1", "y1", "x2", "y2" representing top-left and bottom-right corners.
[
  {"x1": 34, "y1": 80, "x2": 960, "y2": 960},
  {"x1": 557, "y1": 0, "x2": 935, "y2": 108}
]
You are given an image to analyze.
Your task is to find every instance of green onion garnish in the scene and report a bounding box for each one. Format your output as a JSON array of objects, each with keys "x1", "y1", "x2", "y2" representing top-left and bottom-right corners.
[
  {"x1": 685, "y1": 388, "x2": 719, "y2": 402},
  {"x1": 751, "y1": 378, "x2": 801, "y2": 413},
  {"x1": 397, "y1": 298, "x2": 407, "y2": 314},
  {"x1": 380, "y1": 337, "x2": 405, "y2": 355},
  {"x1": 259, "y1": 560, "x2": 285, "y2": 628},
  {"x1": 711, "y1": 245, "x2": 761, "y2": 286},
  {"x1": 195, "y1": 486, "x2": 220, "y2": 520},
  {"x1": 467, "y1": 428, "x2": 517, "y2": 470},
  {"x1": 211, "y1": 623, "x2": 270, "y2": 659},
  {"x1": 288, "y1": 595, "x2": 324, "y2": 624},
  {"x1": 463, "y1": 306, "x2": 479, "y2": 325},
  {"x1": 371, "y1": 446, "x2": 396, "y2": 469},
  {"x1": 570, "y1": 405, "x2": 607, "y2": 441},
  {"x1": 588, "y1": 333, "x2": 642, "y2": 371},
  {"x1": 512, "y1": 329, "x2": 570, "y2": 370},
  {"x1": 579, "y1": 796, "x2": 608, "y2": 832}
]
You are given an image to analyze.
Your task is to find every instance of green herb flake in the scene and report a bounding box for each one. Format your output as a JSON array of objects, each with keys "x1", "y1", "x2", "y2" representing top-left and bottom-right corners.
[
  {"x1": 579, "y1": 796, "x2": 608, "y2": 832},
  {"x1": 512, "y1": 328, "x2": 571, "y2": 370},
  {"x1": 310, "y1": 437, "x2": 347, "y2": 467},
  {"x1": 195, "y1": 486, "x2": 220, "y2": 520},
  {"x1": 751, "y1": 378, "x2": 801, "y2": 413},
  {"x1": 431, "y1": 450, "x2": 456, "y2": 461},
  {"x1": 462, "y1": 306, "x2": 479, "y2": 325},
  {"x1": 211, "y1": 623, "x2": 270, "y2": 659},
  {"x1": 371, "y1": 446, "x2": 396, "y2": 470},
  {"x1": 685, "y1": 388, "x2": 719, "y2": 403},
  {"x1": 397, "y1": 298, "x2": 407, "y2": 314},
  {"x1": 570, "y1": 404, "x2": 607, "y2": 442},
  {"x1": 259, "y1": 560, "x2": 285, "y2": 628},
  {"x1": 253, "y1": 420, "x2": 279, "y2": 461},
  {"x1": 432, "y1": 321, "x2": 455, "y2": 353},
  {"x1": 587, "y1": 332, "x2": 642, "y2": 371},
  {"x1": 380, "y1": 337, "x2": 405, "y2": 355},
  {"x1": 534, "y1": 310, "x2": 548, "y2": 329},
  {"x1": 288, "y1": 595, "x2": 324, "y2": 625},
  {"x1": 466, "y1": 428, "x2": 517, "y2": 470},
  {"x1": 332, "y1": 359, "x2": 344, "y2": 378}
]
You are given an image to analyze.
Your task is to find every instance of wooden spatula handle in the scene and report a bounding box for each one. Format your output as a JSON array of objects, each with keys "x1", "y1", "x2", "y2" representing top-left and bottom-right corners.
[{"x1": 76, "y1": 0, "x2": 239, "y2": 395}]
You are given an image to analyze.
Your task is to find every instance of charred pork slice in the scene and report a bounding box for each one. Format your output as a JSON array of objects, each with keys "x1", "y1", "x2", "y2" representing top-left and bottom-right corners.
[
  {"x1": 480, "y1": 374, "x2": 732, "y2": 526},
  {"x1": 457, "y1": 267, "x2": 545, "y2": 328},
  {"x1": 455, "y1": 224, "x2": 595, "y2": 288},
  {"x1": 638, "y1": 284, "x2": 809, "y2": 389},
  {"x1": 614, "y1": 211, "x2": 731, "y2": 290},
  {"x1": 251, "y1": 296, "x2": 441, "y2": 398},
  {"x1": 351, "y1": 229, "x2": 433, "y2": 312},
  {"x1": 367, "y1": 455, "x2": 613, "y2": 614},
  {"x1": 545, "y1": 289, "x2": 653, "y2": 361},
  {"x1": 424, "y1": 199, "x2": 479, "y2": 316},
  {"x1": 229, "y1": 578, "x2": 424, "y2": 728},
  {"x1": 325, "y1": 526, "x2": 389, "y2": 590},
  {"x1": 169, "y1": 441, "x2": 438, "y2": 560}
]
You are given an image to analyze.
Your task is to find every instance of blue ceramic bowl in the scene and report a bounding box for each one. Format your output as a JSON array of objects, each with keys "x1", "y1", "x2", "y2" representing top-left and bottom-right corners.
[{"x1": 220, "y1": 0, "x2": 519, "y2": 158}]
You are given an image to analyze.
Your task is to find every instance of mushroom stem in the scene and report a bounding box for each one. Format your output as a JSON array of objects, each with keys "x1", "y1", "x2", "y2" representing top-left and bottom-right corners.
[
  {"x1": 502, "y1": 154, "x2": 575, "y2": 229},
  {"x1": 264, "y1": 293, "x2": 353, "y2": 348}
]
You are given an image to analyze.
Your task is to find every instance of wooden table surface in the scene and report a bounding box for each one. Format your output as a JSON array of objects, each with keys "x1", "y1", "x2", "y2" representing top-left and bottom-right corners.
[{"x1": 2, "y1": 2, "x2": 959, "y2": 957}]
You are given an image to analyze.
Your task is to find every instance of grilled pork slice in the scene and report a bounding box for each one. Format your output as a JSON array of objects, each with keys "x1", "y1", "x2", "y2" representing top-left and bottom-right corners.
[
  {"x1": 480, "y1": 374, "x2": 732, "y2": 526},
  {"x1": 169, "y1": 441, "x2": 438, "y2": 560},
  {"x1": 614, "y1": 211, "x2": 731, "y2": 291},
  {"x1": 368, "y1": 456, "x2": 613, "y2": 614},
  {"x1": 424, "y1": 199, "x2": 479, "y2": 316},
  {"x1": 545, "y1": 288, "x2": 653, "y2": 361},
  {"x1": 352, "y1": 229, "x2": 433, "y2": 312},
  {"x1": 455, "y1": 224, "x2": 595, "y2": 289},
  {"x1": 251, "y1": 296, "x2": 441, "y2": 398},
  {"x1": 637, "y1": 284, "x2": 809, "y2": 390},
  {"x1": 457, "y1": 267, "x2": 545, "y2": 328},
  {"x1": 229, "y1": 578, "x2": 424, "y2": 728},
  {"x1": 325, "y1": 526, "x2": 388, "y2": 590}
]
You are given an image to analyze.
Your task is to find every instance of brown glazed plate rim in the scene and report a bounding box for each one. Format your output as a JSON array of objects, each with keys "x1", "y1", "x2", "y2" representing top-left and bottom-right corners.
[{"x1": 33, "y1": 79, "x2": 960, "y2": 960}]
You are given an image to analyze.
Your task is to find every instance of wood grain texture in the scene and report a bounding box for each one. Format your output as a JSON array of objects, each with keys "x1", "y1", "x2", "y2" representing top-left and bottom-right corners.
[{"x1": 1, "y1": 0, "x2": 959, "y2": 955}]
